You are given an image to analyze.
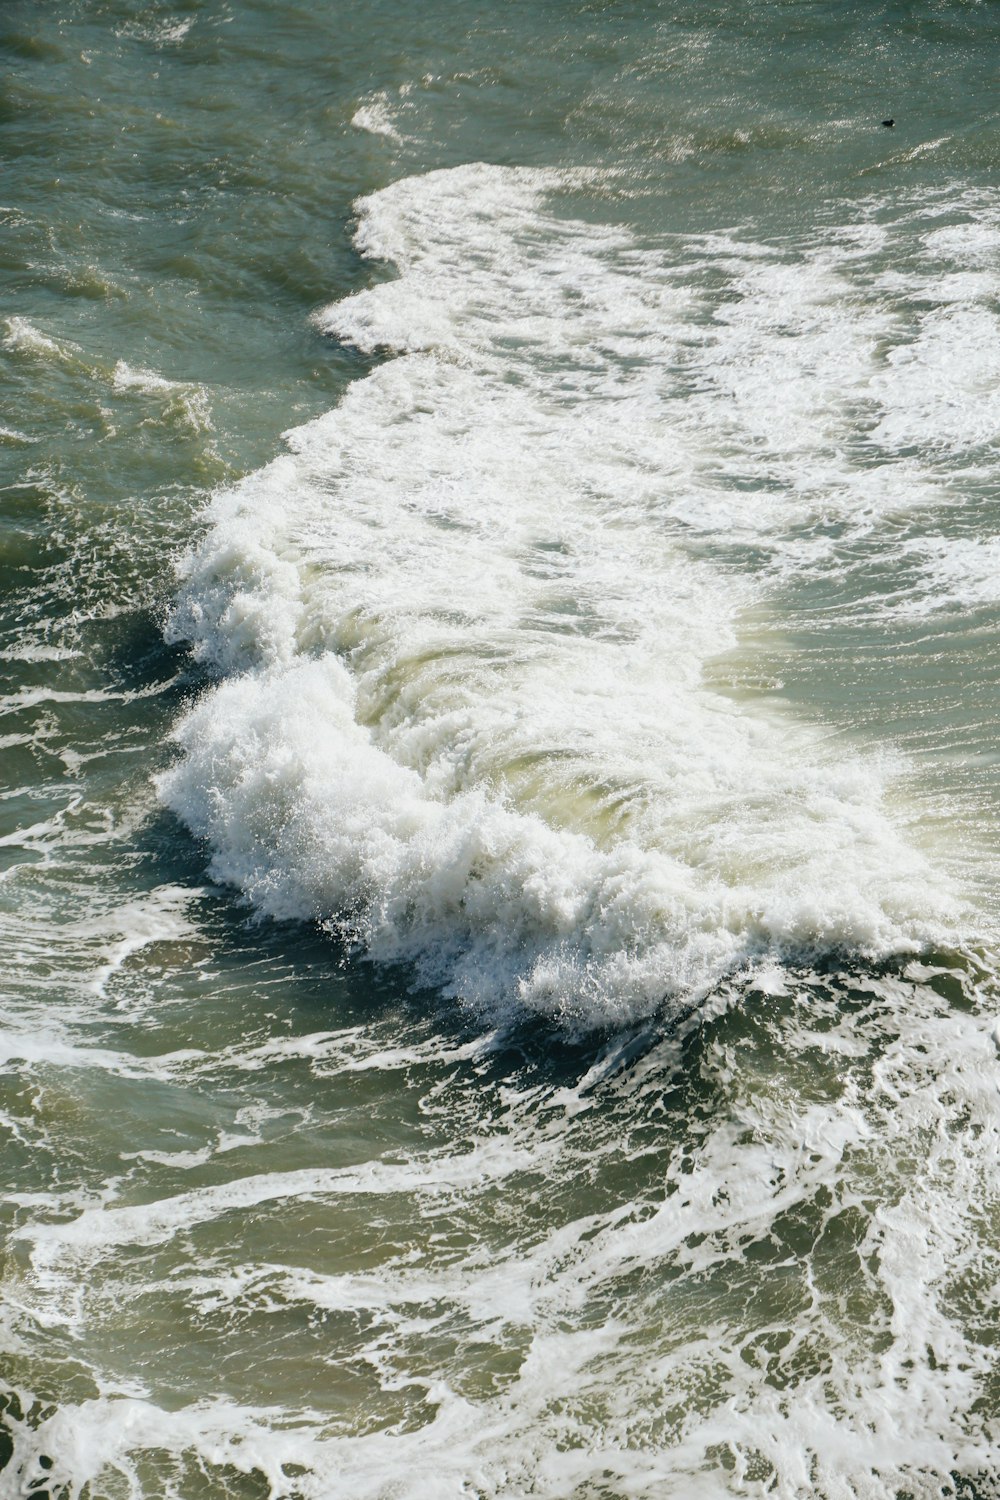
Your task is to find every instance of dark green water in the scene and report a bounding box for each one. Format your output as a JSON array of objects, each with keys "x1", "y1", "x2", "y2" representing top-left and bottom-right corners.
[{"x1": 3, "y1": 3, "x2": 1000, "y2": 1496}]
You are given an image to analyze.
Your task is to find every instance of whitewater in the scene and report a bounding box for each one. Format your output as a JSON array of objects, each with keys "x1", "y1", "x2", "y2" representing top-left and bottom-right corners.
[
  {"x1": 162, "y1": 163, "x2": 993, "y2": 1028},
  {"x1": 4, "y1": 2, "x2": 1000, "y2": 1497}
]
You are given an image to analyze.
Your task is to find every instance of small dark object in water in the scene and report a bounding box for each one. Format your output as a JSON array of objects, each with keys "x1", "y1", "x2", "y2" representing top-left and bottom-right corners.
[{"x1": 882, "y1": 118, "x2": 894, "y2": 128}]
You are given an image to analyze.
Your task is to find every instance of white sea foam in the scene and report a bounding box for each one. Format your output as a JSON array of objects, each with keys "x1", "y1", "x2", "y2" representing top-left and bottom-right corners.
[
  {"x1": 2, "y1": 318, "x2": 77, "y2": 360},
  {"x1": 84, "y1": 883, "x2": 206, "y2": 997},
  {"x1": 351, "y1": 92, "x2": 406, "y2": 144},
  {"x1": 117, "y1": 15, "x2": 195, "y2": 45},
  {"x1": 6, "y1": 972, "x2": 1000, "y2": 1499},
  {"x1": 15, "y1": 1140, "x2": 550, "y2": 1263},
  {"x1": 871, "y1": 302, "x2": 1000, "y2": 454},
  {"x1": 160, "y1": 164, "x2": 983, "y2": 1027},
  {"x1": 897, "y1": 535, "x2": 1000, "y2": 617},
  {"x1": 111, "y1": 360, "x2": 213, "y2": 432},
  {"x1": 111, "y1": 360, "x2": 179, "y2": 394},
  {"x1": 0, "y1": 644, "x2": 79, "y2": 662}
]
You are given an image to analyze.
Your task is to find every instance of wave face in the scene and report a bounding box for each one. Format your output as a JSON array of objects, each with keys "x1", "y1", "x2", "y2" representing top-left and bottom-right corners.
[{"x1": 160, "y1": 163, "x2": 969, "y2": 1026}]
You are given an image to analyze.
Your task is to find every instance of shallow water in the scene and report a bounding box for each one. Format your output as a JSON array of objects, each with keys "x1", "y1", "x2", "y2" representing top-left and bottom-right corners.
[{"x1": 4, "y1": 2, "x2": 1000, "y2": 1496}]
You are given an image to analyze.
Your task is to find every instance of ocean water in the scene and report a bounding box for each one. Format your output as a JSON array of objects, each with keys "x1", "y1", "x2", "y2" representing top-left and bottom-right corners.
[{"x1": 4, "y1": 1, "x2": 1000, "y2": 1495}]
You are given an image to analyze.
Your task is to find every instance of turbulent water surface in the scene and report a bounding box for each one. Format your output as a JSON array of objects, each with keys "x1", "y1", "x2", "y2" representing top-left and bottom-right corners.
[{"x1": 4, "y1": 1, "x2": 1000, "y2": 1496}]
